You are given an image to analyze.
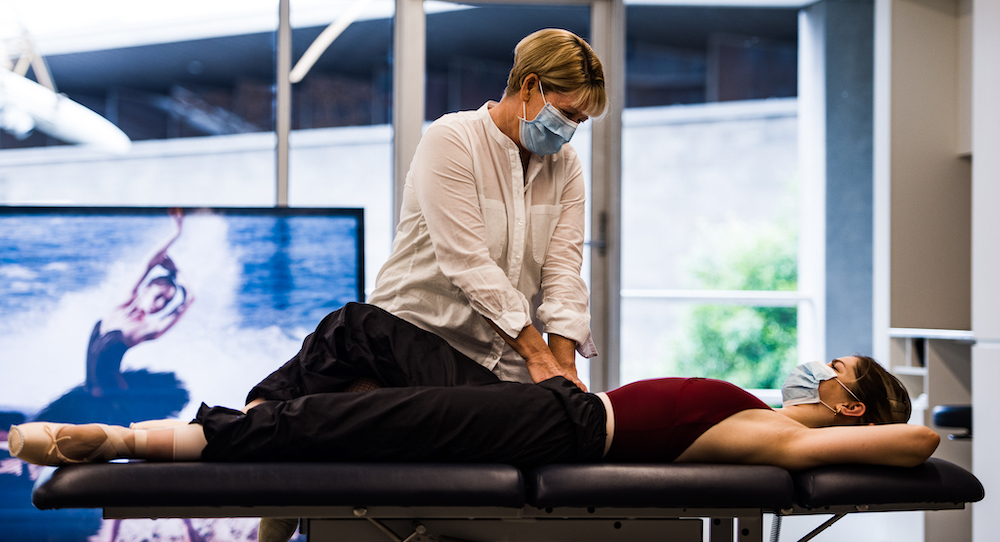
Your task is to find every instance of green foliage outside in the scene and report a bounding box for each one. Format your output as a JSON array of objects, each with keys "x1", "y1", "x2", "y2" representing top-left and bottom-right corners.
[{"x1": 669, "y1": 222, "x2": 798, "y2": 389}]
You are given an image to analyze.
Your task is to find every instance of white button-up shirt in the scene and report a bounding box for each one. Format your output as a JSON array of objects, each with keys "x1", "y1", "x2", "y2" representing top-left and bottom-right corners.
[{"x1": 368, "y1": 102, "x2": 597, "y2": 382}]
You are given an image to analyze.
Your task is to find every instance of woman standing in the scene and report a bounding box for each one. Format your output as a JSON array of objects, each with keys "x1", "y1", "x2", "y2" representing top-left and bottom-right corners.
[{"x1": 368, "y1": 29, "x2": 607, "y2": 390}]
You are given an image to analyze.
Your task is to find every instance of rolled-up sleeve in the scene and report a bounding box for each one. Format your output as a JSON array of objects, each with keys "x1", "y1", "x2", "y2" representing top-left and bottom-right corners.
[{"x1": 536, "y1": 153, "x2": 598, "y2": 357}]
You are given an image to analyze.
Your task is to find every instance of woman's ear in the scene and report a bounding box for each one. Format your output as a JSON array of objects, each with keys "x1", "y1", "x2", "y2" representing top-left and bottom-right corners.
[
  {"x1": 520, "y1": 74, "x2": 538, "y2": 101},
  {"x1": 839, "y1": 402, "x2": 867, "y2": 419}
]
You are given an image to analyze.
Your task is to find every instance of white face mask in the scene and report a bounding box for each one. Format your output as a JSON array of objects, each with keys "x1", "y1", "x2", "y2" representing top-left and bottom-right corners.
[{"x1": 781, "y1": 360, "x2": 862, "y2": 414}]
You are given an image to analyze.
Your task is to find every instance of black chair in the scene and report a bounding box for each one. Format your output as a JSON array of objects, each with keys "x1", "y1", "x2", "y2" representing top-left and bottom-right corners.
[{"x1": 933, "y1": 404, "x2": 972, "y2": 440}]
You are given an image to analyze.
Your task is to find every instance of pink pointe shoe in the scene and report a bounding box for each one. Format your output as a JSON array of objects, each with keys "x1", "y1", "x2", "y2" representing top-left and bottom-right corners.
[{"x1": 7, "y1": 422, "x2": 132, "y2": 466}]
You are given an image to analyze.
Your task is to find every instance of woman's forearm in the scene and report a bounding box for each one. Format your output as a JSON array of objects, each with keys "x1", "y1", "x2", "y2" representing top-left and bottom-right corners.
[
  {"x1": 486, "y1": 320, "x2": 586, "y2": 389},
  {"x1": 548, "y1": 333, "x2": 584, "y2": 391}
]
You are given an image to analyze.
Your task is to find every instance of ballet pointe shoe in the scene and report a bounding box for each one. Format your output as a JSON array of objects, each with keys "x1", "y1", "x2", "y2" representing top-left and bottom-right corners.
[
  {"x1": 8, "y1": 423, "x2": 133, "y2": 466},
  {"x1": 9, "y1": 423, "x2": 75, "y2": 465},
  {"x1": 258, "y1": 518, "x2": 298, "y2": 542}
]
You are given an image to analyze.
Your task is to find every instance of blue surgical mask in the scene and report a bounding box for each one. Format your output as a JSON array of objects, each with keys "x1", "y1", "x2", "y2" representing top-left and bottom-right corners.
[
  {"x1": 781, "y1": 361, "x2": 862, "y2": 414},
  {"x1": 518, "y1": 83, "x2": 577, "y2": 156}
]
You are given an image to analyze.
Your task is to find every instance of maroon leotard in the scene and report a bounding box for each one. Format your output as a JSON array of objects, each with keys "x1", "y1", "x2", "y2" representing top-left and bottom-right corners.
[{"x1": 604, "y1": 378, "x2": 771, "y2": 462}]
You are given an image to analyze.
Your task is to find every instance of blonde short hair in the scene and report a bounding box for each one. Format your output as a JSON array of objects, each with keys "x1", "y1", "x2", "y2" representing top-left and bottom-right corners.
[{"x1": 505, "y1": 29, "x2": 607, "y2": 118}]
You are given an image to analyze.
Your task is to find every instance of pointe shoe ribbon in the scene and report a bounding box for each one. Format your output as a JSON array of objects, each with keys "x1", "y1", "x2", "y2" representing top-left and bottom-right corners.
[
  {"x1": 87, "y1": 424, "x2": 133, "y2": 463},
  {"x1": 130, "y1": 419, "x2": 191, "y2": 430},
  {"x1": 8, "y1": 423, "x2": 132, "y2": 466}
]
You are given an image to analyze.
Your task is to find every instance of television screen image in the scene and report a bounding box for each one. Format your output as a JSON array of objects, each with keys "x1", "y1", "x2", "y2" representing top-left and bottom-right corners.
[{"x1": 0, "y1": 206, "x2": 363, "y2": 541}]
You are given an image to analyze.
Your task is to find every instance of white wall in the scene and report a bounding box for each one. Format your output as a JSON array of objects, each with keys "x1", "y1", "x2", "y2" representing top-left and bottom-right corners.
[
  {"x1": 884, "y1": 0, "x2": 972, "y2": 332},
  {"x1": 971, "y1": 0, "x2": 1000, "y2": 540}
]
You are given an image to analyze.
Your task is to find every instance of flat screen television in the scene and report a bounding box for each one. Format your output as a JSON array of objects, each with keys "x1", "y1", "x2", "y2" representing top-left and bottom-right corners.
[{"x1": 0, "y1": 206, "x2": 363, "y2": 541}]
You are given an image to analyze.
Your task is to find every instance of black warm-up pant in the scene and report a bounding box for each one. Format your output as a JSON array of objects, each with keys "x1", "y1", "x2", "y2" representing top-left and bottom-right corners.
[{"x1": 196, "y1": 303, "x2": 606, "y2": 468}]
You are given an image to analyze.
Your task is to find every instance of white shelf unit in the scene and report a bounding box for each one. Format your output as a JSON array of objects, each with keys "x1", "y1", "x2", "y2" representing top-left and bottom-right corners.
[{"x1": 889, "y1": 328, "x2": 973, "y2": 542}]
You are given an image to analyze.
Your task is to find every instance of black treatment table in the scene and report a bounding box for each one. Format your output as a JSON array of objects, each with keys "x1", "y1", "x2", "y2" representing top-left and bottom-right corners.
[{"x1": 31, "y1": 458, "x2": 984, "y2": 542}]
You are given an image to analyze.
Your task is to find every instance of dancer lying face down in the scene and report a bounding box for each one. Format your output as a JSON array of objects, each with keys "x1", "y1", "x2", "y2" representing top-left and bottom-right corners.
[{"x1": 9, "y1": 303, "x2": 940, "y2": 472}]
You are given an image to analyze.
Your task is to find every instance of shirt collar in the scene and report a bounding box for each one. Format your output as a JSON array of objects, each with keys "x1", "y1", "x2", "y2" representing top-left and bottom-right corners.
[
  {"x1": 480, "y1": 101, "x2": 517, "y2": 151},
  {"x1": 479, "y1": 101, "x2": 560, "y2": 164}
]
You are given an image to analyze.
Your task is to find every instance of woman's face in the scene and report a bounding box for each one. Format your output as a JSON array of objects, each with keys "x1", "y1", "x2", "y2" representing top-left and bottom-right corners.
[
  {"x1": 819, "y1": 356, "x2": 862, "y2": 405},
  {"x1": 547, "y1": 91, "x2": 589, "y2": 124},
  {"x1": 524, "y1": 86, "x2": 590, "y2": 125}
]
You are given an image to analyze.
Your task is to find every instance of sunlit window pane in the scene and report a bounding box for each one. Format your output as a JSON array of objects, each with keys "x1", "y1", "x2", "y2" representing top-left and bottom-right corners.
[{"x1": 619, "y1": 6, "x2": 799, "y2": 388}]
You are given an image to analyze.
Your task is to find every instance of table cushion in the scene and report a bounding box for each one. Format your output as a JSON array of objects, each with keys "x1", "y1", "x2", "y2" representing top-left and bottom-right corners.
[
  {"x1": 793, "y1": 458, "x2": 985, "y2": 509},
  {"x1": 527, "y1": 463, "x2": 795, "y2": 510},
  {"x1": 32, "y1": 462, "x2": 526, "y2": 510}
]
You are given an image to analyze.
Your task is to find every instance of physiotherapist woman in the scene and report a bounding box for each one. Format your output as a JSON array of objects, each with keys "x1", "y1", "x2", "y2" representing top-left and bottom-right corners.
[{"x1": 367, "y1": 28, "x2": 607, "y2": 391}]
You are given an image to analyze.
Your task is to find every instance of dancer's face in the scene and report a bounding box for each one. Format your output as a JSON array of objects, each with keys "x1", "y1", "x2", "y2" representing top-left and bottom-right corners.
[{"x1": 138, "y1": 280, "x2": 176, "y2": 314}]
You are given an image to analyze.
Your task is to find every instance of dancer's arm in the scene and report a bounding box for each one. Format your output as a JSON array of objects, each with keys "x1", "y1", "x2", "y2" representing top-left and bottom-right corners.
[
  {"x1": 128, "y1": 208, "x2": 185, "y2": 299},
  {"x1": 781, "y1": 421, "x2": 940, "y2": 469},
  {"x1": 676, "y1": 409, "x2": 940, "y2": 471}
]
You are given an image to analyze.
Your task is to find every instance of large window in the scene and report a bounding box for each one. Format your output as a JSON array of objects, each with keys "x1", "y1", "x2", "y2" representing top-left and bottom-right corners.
[
  {"x1": 618, "y1": 7, "x2": 801, "y2": 394},
  {"x1": 620, "y1": 99, "x2": 799, "y2": 390}
]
